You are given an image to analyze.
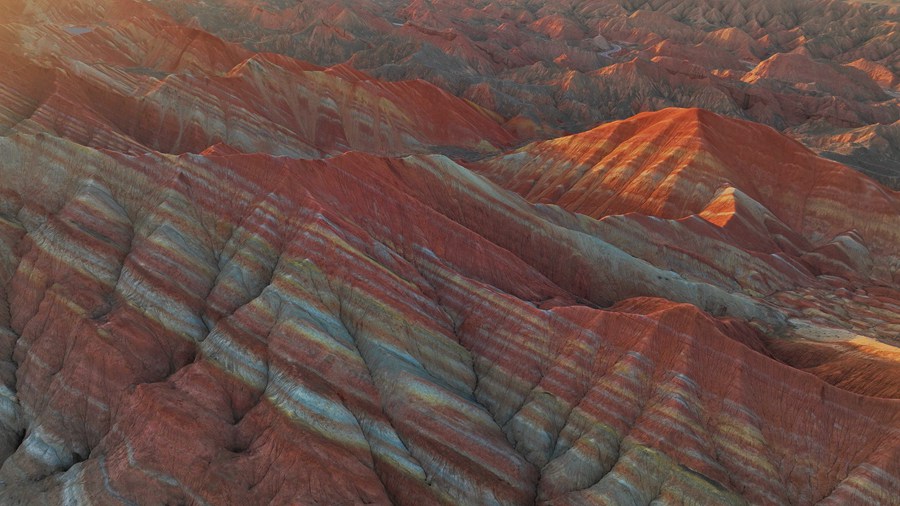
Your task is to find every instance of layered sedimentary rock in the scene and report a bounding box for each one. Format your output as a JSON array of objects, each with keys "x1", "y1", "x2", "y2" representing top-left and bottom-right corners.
[
  {"x1": 3, "y1": 11, "x2": 514, "y2": 158},
  {"x1": 2, "y1": 130, "x2": 899, "y2": 505},
  {"x1": 476, "y1": 107, "x2": 900, "y2": 398},
  {"x1": 0, "y1": 0, "x2": 899, "y2": 505},
  {"x1": 476, "y1": 107, "x2": 900, "y2": 263},
  {"x1": 146, "y1": 0, "x2": 900, "y2": 186}
]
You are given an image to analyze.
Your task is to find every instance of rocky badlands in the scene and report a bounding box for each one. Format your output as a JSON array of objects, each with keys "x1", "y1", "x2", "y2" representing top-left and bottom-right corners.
[{"x1": 0, "y1": 0, "x2": 898, "y2": 504}]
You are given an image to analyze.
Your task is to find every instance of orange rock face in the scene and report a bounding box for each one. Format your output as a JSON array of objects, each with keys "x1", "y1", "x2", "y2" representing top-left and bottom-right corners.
[
  {"x1": 142, "y1": 0, "x2": 900, "y2": 187},
  {"x1": 0, "y1": 1, "x2": 898, "y2": 505},
  {"x1": 476, "y1": 107, "x2": 900, "y2": 397}
]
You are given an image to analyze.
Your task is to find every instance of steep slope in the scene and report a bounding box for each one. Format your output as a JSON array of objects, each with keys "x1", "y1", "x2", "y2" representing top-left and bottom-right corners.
[
  {"x1": 1, "y1": 132, "x2": 898, "y2": 506},
  {"x1": 148, "y1": 0, "x2": 900, "y2": 186},
  {"x1": 477, "y1": 107, "x2": 900, "y2": 398},
  {"x1": 0, "y1": 1, "x2": 898, "y2": 505},
  {"x1": 478, "y1": 108, "x2": 900, "y2": 272},
  {"x1": 3, "y1": 12, "x2": 515, "y2": 158}
]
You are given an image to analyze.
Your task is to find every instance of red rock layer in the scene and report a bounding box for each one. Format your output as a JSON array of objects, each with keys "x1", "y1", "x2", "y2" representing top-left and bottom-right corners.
[
  {"x1": 3, "y1": 13, "x2": 515, "y2": 158},
  {"x1": 144, "y1": 0, "x2": 900, "y2": 186},
  {"x1": 476, "y1": 107, "x2": 900, "y2": 399},
  {"x1": 477, "y1": 108, "x2": 900, "y2": 276},
  {"x1": 1, "y1": 134, "x2": 898, "y2": 505},
  {"x1": 0, "y1": 1, "x2": 898, "y2": 505}
]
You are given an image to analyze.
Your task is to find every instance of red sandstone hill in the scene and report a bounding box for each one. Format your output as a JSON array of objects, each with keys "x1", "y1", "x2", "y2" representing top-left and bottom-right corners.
[
  {"x1": 145, "y1": 0, "x2": 900, "y2": 187},
  {"x1": 2, "y1": 132, "x2": 899, "y2": 505},
  {"x1": 2, "y1": 12, "x2": 515, "y2": 158},
  {"x1": 0, "y1": 0, "x2": 898, "y2": 505},
  {"x1": 477, "y1": 108, "x2": 900, "y2": 265},
  {"x1": 477, "y1": 107, "x2": 900, "y2": 398}
]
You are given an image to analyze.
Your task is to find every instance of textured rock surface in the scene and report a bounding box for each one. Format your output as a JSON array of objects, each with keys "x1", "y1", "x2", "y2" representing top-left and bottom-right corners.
[
  {"x1": 3, "y1": 8, "x2": 514, "y2": 158},
  {"x1": 2, "y1": 130, "x2": 899, "y2": 505},
  {"x1": 145, "y1": 0, "x2": 900, "y2": 186},
  {"x1": 0, "y1": 1, "x2": 898, "y2": 505},
  {"x1": 476, "y1": 107, "x2": 900, "y2": 398}
]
